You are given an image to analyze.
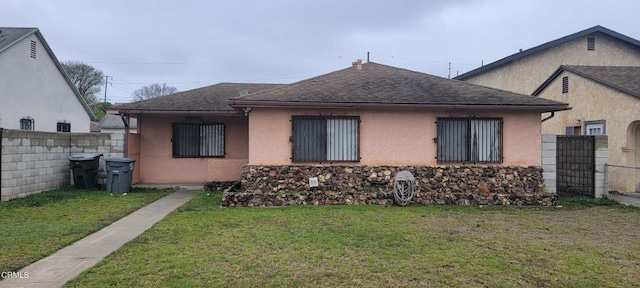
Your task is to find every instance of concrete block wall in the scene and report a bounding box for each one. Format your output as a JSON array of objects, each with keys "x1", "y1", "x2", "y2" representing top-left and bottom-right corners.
[
  {"x1": 69, "y1": 132, "x2": 125, "y2": 186},
  {"x1": 594, "y1": 135, "x2": 608, "y2": 198},
  {"x1": 1, "y1": 129, "x2": 125, "y2": 201},
  {"x1": 541, "y1": 134, "x2": 557, "y2": 194}
]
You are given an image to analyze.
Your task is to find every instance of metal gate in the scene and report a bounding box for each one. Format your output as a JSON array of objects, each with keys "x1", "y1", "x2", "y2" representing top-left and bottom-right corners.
[{"x1": 557, "y1": 136, "x2": 595, "y2": 197}]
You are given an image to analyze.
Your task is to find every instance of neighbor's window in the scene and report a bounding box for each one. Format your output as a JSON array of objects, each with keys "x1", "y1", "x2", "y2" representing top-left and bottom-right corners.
[
  {"x1": 57, "y1": 122, "x2": 71, "y2": 132},
  {"x1": 20, "y1": 117, "x2": 34, "y2": 130},
  {"x1": 587, "y1": 37, "x2": 595, "y2": 51},
  {"x1": 437, "y1": 117, "x2": 503, "y2": 163},
  {"x1": 584, "y1": 120, "x2": 605, "y2": 135},
  {"x1": 172, "y1": 123, "x2": 225, "y2": 157},
  {"x1": 562, "y1": 76, "x2": 569, "y2": 94},
  {"x1": 292, "y1": 116, "x2": 359, "y2": 162},
  {"x1": 565, "y1": 126, "x2": 581, "y2": 135}
]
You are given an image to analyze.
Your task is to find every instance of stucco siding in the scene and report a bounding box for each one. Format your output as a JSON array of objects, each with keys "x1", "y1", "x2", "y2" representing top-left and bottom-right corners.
[
  {"x1": 538, "y1": 72, "x2": 640, "y2": 166},
  {"x1": 248, "y1": 108, "x2": 542, "y2": 166},
  {"x1": 465, "y1": 34, "x2": 640, "y2": 95},
  {"x1": 137, "y1": 114, "x2": 249, "y2": 183},
  {"x1": 0, "y1": 34, "x2": 91, "y2": 132}
]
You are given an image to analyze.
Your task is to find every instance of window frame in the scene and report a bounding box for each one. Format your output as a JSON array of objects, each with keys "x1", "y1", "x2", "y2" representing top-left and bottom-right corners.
[
  {"x1": 565, "y1": 125, "x2": 581, "y2": 136},
  {"x1": 436, "y1": 117, "x2": 503, "y2": 164},
  {"x1": 57, "y1": 122, "x2": 71, "y2": 132},
  {"x1": 291, "y1": 115, "x2": 360, "y2": 163},
  {"x1": 172, "y1": 122, "x2": 226, "y2": 158},
  {"x1": 20, "y1": 117, "x2": 34, "y2": 130},
  {"x1": 584, "y1": 120, "x2": 606, "y2": 135}
]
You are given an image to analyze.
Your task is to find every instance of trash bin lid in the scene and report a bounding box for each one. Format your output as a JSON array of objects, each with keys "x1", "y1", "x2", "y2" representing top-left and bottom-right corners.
[
  {"x1": 69, "y1": 153, "x2": 103, "y2": 161},
  {"x1": 105, "y1": 157, "x2": 136, "y2": 163}
]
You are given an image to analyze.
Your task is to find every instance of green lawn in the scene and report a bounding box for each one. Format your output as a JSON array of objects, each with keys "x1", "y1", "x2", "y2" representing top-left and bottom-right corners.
[
  {"x1": 67, "y1": 193, "x2": 640, "y2": 287},
  {"x1": 0, "y1": 187, "x2": 175, "y2": 272}
]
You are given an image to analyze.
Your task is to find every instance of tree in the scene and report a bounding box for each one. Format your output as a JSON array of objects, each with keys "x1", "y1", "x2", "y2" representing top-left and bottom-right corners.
[
  {"x1": 132, "y1": 83, "x2": 178, "y2": 101},
  {"x1": 93, "y1": 102, "x2": 113, "y2": 121},
  {"x1": 60, "y1": 61, "x2": 104, "y2": 105},
  {"x1": 60, "y1": 61, "x2": 106, "y2": 119}
]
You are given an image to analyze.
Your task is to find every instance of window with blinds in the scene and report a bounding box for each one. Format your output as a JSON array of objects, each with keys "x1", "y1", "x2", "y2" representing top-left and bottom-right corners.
[
  {"x1": 172, "y1": 123, "x2": 225, "y2": 157},
  {"x1": 291, "y1": 116, "x2": 359, "y2": 162},
  {"x1": 437, "y1": 117, "x2": 503, "y2": 163}
]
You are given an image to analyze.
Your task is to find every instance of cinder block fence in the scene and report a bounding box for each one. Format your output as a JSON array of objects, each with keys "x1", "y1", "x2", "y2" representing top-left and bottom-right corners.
[{"x1": 0, "y1": 128, "x2": 124, "y2": 201}]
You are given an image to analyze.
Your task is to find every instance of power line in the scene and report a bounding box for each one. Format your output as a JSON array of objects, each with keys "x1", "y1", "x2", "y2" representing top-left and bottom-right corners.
[
  {"x1": 74, "y1": 60, "x2": 206, "y2": 65},
  {"x1": 110, "y1": 85, "x2": 134, "y2": 94}
]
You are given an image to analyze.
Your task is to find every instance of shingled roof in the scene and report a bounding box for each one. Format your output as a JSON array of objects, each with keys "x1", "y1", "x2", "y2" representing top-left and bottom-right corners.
[
  {"x1": 230, "y1": 62, "x2": 570, "y2": 112},
  {"x1": 0, "y1": 27, "x2": 38, "y2": 53},
  {"x1": 112, "y1": 83, "x2": 283, "y2": 115},
  {"x1": 454, "y1": 25, "x2": 640, "y2": 81},
  {"x1": 533, "y1": 65, "x2": 640, "y2": 99}
]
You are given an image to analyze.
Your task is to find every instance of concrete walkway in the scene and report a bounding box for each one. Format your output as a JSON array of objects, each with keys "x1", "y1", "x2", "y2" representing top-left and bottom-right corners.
[
  {"x1": 608, "y1": 192, "x2": 640, "y2": 207},
  {"x1": 0, "y1": 189, "x2": 200, "y2": 288}
]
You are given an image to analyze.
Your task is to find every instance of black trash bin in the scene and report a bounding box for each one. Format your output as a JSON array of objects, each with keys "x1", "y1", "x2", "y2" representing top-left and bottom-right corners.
[
  {"x1": 105, "y1": 158, "x2": 136, "y2": 193},
  {"x1": 69, "y1": 153, "x2": 103, "y2": 189}
]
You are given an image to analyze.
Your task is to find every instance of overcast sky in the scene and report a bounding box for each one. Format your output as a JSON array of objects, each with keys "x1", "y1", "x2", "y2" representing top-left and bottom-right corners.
[{"x1": 2, "y1": 0, "x2": 639, "y2": 103}]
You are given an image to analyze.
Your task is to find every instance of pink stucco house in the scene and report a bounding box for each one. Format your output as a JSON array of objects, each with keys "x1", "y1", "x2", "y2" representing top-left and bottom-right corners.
[
  {"x1": 110, "y1": 83, "x2": 282, "y2": 184},
  {"x1": 223, "y1": 61, "x2": 570, "y2": 206},
  {"x1": 112, "y1": 61, "x2": 570, "y2": 206}
]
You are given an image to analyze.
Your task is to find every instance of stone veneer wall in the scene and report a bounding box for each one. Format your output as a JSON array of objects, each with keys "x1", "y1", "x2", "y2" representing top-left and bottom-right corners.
[{"x1": 222, "y1": 165, "x2": 557, "y2": 207}]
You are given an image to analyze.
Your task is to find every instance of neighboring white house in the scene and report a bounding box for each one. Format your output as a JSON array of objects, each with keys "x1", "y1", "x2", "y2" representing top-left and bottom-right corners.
[{"x1": 0, "y1": 27, "x2": 95, "y2": 132}]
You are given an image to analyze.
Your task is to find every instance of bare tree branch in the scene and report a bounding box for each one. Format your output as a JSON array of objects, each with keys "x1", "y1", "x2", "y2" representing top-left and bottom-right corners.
[
  {"x1": 60, "y1": 61, "x2": 106, "y2": 119},
  {"x1": 132, "y1": 83, "x2": 178, "y2": 101}
]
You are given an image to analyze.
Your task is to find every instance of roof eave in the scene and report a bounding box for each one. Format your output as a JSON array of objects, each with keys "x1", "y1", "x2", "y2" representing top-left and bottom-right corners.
[
  {"x1": 113, "y1": 109, "x2": 241, "y2": 116},
  {"x1": 534, "y1": 66, "x2": 640, "y2": 99},
  {"x1": 229, "y1": 100, "x2": 571, "y2": 112}
]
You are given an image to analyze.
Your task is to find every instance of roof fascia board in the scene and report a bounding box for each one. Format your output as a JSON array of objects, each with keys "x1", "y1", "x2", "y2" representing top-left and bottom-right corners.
[
  {"x1": 116, "y1": 109, "x2": 242, "y2": 116},
  {"x1": 532, "y1": 66, "x2": 566, "y2": 96},
  {"x1": 230, "y1": 100, "x2": 570, "y2": 112},
  {"x1": 534, "y1": 66, "x2": 640, "y2": 100}
]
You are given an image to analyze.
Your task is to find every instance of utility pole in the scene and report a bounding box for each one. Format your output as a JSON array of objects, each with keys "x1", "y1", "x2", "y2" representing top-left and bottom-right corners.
[
  {"x1": 104, "y1": 76, "x2": 112, "y2": 102},
  {"x1": 448, "y1": 62, "x2": 451, "y2": 79}
]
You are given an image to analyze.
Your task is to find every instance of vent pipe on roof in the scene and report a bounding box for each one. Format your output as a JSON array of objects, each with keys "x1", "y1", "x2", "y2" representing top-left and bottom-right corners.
[{"x1": 352, "y1": 59, "x2": 363, "y2": 70}]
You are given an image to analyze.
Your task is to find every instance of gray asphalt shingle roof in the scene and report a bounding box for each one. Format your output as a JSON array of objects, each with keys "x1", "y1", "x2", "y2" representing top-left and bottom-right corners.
[
  {"x1": 98, "y1": 114, "x2": 138, "y2": 129},
  {"x1": 230, "y1": 62, "x2": 570, "y2": 111},
  {"x1": 533, "y1": 65, "x2": 640, "y2": 99},
  {"x1": 0, "y1": 27, "x2": 38, "y2": 53},
  {"x1": 112, "y1": 83, "x2": 283, "y2": 113}
]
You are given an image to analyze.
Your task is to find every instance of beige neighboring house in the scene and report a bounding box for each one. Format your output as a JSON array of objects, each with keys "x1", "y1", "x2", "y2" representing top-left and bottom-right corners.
[
  {"x1": 0, "y1": 27, "x2": 96, "y2": 132},
  {"x1": 455, "y1": 25, "x2": 640, "y2": 168},
  {"x1": 532, "y1": 65, "x2": 640, "y2": 169},
  {"x1": 455, "y1": 25, "x2": 640, "y2": 95}
]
